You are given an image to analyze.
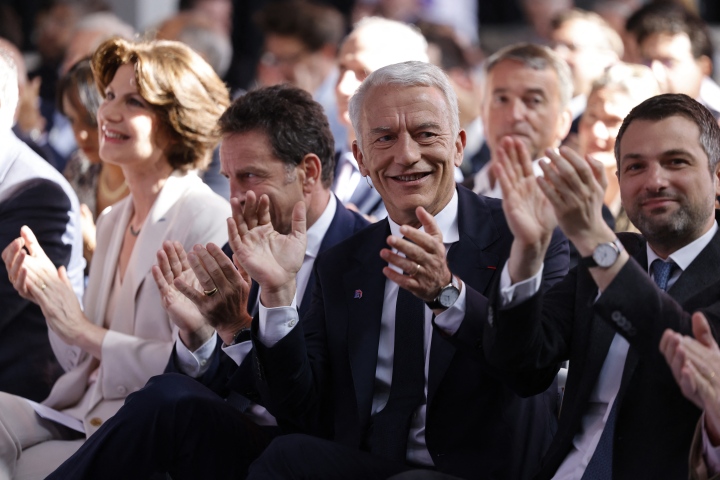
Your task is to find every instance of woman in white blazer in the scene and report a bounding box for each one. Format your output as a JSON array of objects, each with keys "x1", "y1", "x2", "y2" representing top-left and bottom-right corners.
[{"x1": 0, "y1": 38, "x2": 231, "y2": 479}]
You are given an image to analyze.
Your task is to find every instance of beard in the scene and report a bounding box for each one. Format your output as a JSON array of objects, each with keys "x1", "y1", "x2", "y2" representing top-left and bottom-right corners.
[{"x1": 626, "y1": 190, "x2": 714, "y2": 247}]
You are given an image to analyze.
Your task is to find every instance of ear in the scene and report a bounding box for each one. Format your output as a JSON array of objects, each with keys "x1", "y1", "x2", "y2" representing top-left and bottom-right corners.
[
  {"x1": 713, "y1": 158, "x2": 720, "y2": 198},
  {"x1": 448, "y1": 68, "x2": 473, "y2": 91},
  {"x1": 300, "y1": 153, "x2": 322, "y2": 194},
  {"x1": 353, "y1": 140, "x2": 370, "y2": 177},
  {"x1": 454, "y1": 129, "x2": 466, "y2": 168},
  {"x1": 698, "y1": 55, "x2": 713, "y2": 78},
  {"x1": 556, "y1": 107, "x2": 573, "y2": 145}
]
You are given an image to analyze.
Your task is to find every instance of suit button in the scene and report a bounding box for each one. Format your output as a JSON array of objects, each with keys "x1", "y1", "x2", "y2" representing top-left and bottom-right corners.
[
  {"x1": 117, "y1": 386, "x2": 127, "y2": 395},
  {"x1": 288, "y1": 319, "x2": 297, "y2": 328},
  {"x1": 611, "y1": 311, "x2": 622, "y2": 322},
  {"x1": 90, "y1": 418, "x2": 102, "y2": 427}
]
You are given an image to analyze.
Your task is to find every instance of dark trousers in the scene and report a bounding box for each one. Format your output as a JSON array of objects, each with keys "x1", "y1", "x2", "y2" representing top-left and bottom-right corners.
[
  {"x1": 46, "y1": 373, "x2": 280, "y2": 480},
  {"x1": 248, "y1": 434, "x2": 425, "y2": 479}
]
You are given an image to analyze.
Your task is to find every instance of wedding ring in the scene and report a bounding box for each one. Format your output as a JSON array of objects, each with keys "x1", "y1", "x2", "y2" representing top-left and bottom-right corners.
[
  {"x1": 41, "y1": 284, "x2": 47, "y2": 291},
  {"x1": 711, "y1": 371, "x2": 716, "y2": 379},
  {"x1": 204, "y1": 287, "x2": 218, "y2": 297},
  {"x1": 409, "y1": 263, "x2": 421, "y2": 277}
]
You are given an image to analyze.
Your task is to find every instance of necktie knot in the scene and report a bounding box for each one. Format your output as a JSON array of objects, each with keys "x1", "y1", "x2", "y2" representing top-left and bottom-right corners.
[{"x1": 651, "y1": 259, "x2": 677, "y2": 292}]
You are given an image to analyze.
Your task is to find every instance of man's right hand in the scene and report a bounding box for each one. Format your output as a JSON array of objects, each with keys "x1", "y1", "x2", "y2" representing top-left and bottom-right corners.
[
  {"x1": 492, "y1": 136, "x2": 557, "y2": 284},
  {"x1": 227, "y1": 190, "x2": 306, "y2": 308}
]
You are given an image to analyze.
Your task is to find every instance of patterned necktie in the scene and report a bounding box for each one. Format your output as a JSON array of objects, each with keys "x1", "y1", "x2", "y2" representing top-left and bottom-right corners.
[
  {"x1": 581, "y1": 259, "x2": 676, "y2": 479},
  {"x1": 371, "y1": 247, "x2": 426, "y2": 462}
]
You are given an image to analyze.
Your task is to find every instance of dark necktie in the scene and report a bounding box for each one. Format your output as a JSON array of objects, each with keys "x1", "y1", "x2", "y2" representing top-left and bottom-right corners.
[
  {"x1": 371, "y1": 253, "x2": 426, "y2": 462},
  {"x1": 581, "y1": 259, "x2": 676, "y2": 479}
]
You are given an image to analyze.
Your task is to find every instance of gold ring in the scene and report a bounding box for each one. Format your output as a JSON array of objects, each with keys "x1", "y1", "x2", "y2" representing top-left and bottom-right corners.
[
  {"x1": 8, "y1": 275, "x2": 15, "y2": 283},
  {"x1": 711, "y1": 371, "x2": 716, "y2": 379},
  {"x1": 204, "y1": 287, "x2": 218, "y2": 297},
  {"x1": 409, "y1": 263, "x2": 421, "y2": 277},
  {"x1": 41, "y1": 284, "x2": 47, "y2": 291}
]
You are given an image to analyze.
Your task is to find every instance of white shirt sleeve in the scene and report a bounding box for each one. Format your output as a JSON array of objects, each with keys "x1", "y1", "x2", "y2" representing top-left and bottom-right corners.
[
  {"x1": 174, "y1": 334, "x2": 217, "y2": 378},
  {"x1": 258, "y1": 295, "x2": 299, "y2": 347},
  {"x1": 701, "y1": 412, "x2": 720, "y2": 476},
  {"x1": 499, "y1": 260, "x2": 544, "y2": 308},
  {"x1": 221, "y1": 340, "x2": 253, "y2": 366},
  {"x1": 433, "y1": 280, "x2": 467, "y2": 335}
]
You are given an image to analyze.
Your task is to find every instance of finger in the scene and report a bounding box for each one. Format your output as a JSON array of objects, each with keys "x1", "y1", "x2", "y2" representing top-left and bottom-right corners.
[
  {"x1": 233, "y1": 254, "x2": 251, "y2": 285},
  {"x1": 257, "y1": 194, "x2": 272, "y2": 226},
  {"x1": 187, "y1": 250, "x2": 216, "y2": 291},
  {"x1": 545, "y1": 148, "x2": 584, "y2": 196},
  {"x1": 685, "y1": 361, "x2": 715, "y2": 405},
  {"x1": 174, "y1": 277, "x2": 206, "y2": 307},
  {"x1": 194, "y1": 244, "x2": 230, "y2": 292},
  {"x1": 692, "y1": 312, "x2": 717, "y2": 349},
  {"x1": 207, "y1": 242, "x2": 241, "y2": 286},
  {"x1": 173, "y1": 241, "x2": 192, "y2": 272},
  {"x1": 516, "y1": 138, "x2": 535, "y2": 179},
  {"x1": 496, "y1": 140, "x2": 518, "y2": 185},
  {"x1": 156, "y1": 249, "x2": 174, "y2": 284},
  {"x1": 678, "y1": 361, "x2": 703, "y2": 408},
  {"x1": 660, "y1": 328, "x2": 678, "y2": 357},
  {"x1": 415, "y1": 207, "x2": 443, "y2": 241},
  {"x1": 382, "y1": 266, "x2": 420, "y2": 292},
  {"x1": 291, "y1": 201, "x2": 307, "y2": 237},
  {"x1": 20, "y1": 226, "x2": 44, "y2": 257},
  {"x1": 503, "y1": 137, "x2": 522, "y2": 180},
  {"x1": 381, "y1": 249, "x2": 423, "y2": 276},
  {"x1": 227, "y1": 217, "x2": 243, "y2": 255},
  {"x1": 9, "y1": 250, "x2": 27, "y2": 284},
  {"x1": 230, "y1": 198, "x2": 249, "y2": 237},
  {"x1": 388, "y1": 233, "x2": 433, "y2": 263},
  {"x1": 163, "y1": 241, "x2": 183, "y2": 279},
  {"x1": 536, "y1": 172, "x2": 564, "y2": 208},
  {"x1": 586, "y1": 154, "x2": 608, "y2": 191},
  {"x1": 58, "y1": 266, "x2": 73, "y2": 290},
  {"x1": 151, "y1": 264, "x2": 170, "y2": 293},
  {"x1": 493, "y1": 157, "x2": 516, "y2": 200},
  {"x1": 243, "y1": 190, "x2": 259, "y2": 231},
  {"x1": 558, "y1": 146, "x2": 596, "y2": 187}
]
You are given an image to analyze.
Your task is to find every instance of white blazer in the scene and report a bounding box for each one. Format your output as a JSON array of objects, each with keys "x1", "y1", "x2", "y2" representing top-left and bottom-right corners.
[{"x1": 41, "y1": 171, "x2": 231, "y2": 436}]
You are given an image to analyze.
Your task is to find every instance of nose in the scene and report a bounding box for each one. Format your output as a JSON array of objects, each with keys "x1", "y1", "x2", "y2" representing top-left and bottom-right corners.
[
  {"x1": 98, "y1": 97, "x2": 121, "y2": 124},
  {"x1": 395, "y1": 132, "x2": 421, "y2": 166},
  {"x1": 644, "y1": 162, "x2": 670, "y2": 192},
  {"x1": 591, "y1": 120, "x2": 609, "y2": 143},
  {"x1": 649, "y1": 60, "x2": 670, "y2": 93},
  {"x1": 510, "y1": 98, "x2": 527, "y2": 122},
  {"x1": 229, "y1": 183, "x2": 248, "y2": 205}
]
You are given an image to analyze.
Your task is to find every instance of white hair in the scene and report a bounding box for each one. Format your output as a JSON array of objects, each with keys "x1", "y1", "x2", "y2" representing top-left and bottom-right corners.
[
  {"x1": 177, "y1": 26, "x2": 233, "y2": 78},
  {"x1": 349, "y1": 61, "x2": 460, "y2": 151},
  {"x1": 591, "y1": 62, "x2": 660, "y2": 106},
  {"x1": 76, "y1": 12, "x2": 135, "y2": 39},
  {"x1": 0, "y1": 47, "x2": 18, "y2": 131},
  {"x1": 348, "y1": 17, "x2": 429, "y2": 69}
]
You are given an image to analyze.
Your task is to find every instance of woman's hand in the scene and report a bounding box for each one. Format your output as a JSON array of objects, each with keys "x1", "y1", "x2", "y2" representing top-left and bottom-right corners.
[
  {"x1": 3, "y1": 226, "x2": 106, "y2": 359},
  {"x1": 80, "y1": 204, "x2": 97, "y2": 263}
]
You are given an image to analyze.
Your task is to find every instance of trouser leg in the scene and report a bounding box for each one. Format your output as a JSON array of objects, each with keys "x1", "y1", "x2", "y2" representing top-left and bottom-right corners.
[
  {"x1": 248, "y1": 434, "x2": 414, "y2": 480},
  {"x1": 47, "y1": 373, "x2": 278, "y2": 480},
  {"x1": 0, "y1": 392, "x2": 73, "y2": 480}
]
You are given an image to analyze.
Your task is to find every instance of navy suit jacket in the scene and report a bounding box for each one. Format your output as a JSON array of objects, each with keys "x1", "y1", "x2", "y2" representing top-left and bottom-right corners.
[
  {"x1": 165, "y1": 198, "x2": 369, "y2": 398},
  {"x1": 250, "y1": 186, "x2": 570, "y2": 479}
]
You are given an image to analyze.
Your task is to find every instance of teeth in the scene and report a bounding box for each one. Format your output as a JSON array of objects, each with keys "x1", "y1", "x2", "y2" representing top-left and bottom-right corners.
[
  {"x1": 105, "y1": 131, "x2": 126, "y2": 139},
  {"x1": 397, "y1": 174, "x2": 423, "y2": 181}
]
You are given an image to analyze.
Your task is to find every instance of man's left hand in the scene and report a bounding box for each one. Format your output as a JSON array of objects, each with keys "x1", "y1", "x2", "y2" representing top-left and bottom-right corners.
[{"x1": 380, "y1": 206, "x2": 456, "y2": 313}]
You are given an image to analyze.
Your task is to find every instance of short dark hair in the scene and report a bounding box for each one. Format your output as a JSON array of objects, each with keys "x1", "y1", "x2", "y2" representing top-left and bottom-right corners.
[
  {"x1": 218, "y1": 84, "x2": 335, "y2": 188},
  {"x1": 57, "y1": 58, "x2": 102, "y2": 126},
  {"x1": 626, "y1": 2, "x2": 714, "y2": 62},
  {"x1": 255, "y1": 0, "x2": 345, "y2": 52},
  {"x1": 614, "y1": 93, "x2": 720, "y2": 175}
]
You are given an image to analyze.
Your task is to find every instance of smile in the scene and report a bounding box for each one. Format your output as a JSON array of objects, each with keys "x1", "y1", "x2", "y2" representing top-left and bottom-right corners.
[
  {"x1": 102, "y1": 126, "x2": 130, "y2": 141},
  {"x1": 392, "y1": 173, "x2": 430, "y2": 182}
]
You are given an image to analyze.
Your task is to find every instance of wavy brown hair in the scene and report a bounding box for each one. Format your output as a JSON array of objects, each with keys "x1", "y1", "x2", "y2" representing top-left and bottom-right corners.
[{"x1": 91, "y1": 37, "x2": 230, "y2": 171}]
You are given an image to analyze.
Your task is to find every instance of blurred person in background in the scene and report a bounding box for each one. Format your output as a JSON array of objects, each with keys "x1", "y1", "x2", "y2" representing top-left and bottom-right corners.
[
  {"x1": 332, "y1": 17, "x2": 429, "y2": 221},
  {"x1": 0, "y1": 43, "x2": 83, "y2": 406},
  {"x1": 549, "y1": 9, "x2": 623, "y2": 149},
  {"x1": 58, "y1": 58, "x2": 128, "y2": 270},
  {"x1": 255, "y1": 0, "x2": 347, "y2": 145},
  {"x1": 156, "y1": 10, "x2": 234, "y2": 200},
  {"x1": 178, "y1": 0, "x2": 233, "y2": 39},
  {"x1": 578, "y1": 62, "x2": 660, "y2": 233},
  {"x1": 593, "y1": 0, "x2": 644, "y2": 63},
  {"x1": 626, "y1": 1, "x2": 720, "y2": 116},
  {"x1": 61, "y1": 12, "x2": 135, "y2": 75},
  {"x1": 0, "y1": 37, "x2": 230, "y2": 478},
  {"x1": 520, "y1": 0, "x2": 573, "y2": 41}
]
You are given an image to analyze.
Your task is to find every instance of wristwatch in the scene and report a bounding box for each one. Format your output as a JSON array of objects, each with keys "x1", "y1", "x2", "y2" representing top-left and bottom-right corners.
[
  {"x1": 230, "y1": 327, "x2": 252, "y2": 346},
  {"x1": 425, "y1": 274, "x2": 462, "y2": 310},
  {"x1": 579, "y1": 238, "x2": 624, "y2": 268}
]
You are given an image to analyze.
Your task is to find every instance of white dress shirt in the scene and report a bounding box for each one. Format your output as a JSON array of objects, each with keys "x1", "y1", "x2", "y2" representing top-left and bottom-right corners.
[
  {"x1": 333, "y1": 151, "x2": 364, "y2": 205},
  {"x1": 473, "y1": 157, "x2": 546, "y2": 199},
  {"x1": 258, "y1": 189, "x2": 467, "y2": 466},
  {"x1": 499, "y1": 221, "x2": 718, "y2": 480}
]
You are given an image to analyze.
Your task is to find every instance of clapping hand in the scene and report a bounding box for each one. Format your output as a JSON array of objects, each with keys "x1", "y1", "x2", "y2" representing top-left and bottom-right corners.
[
  {"x1": 227, "y1": 190, "x2": 306, "y2": 308},
  {"x1": 492, "y1": 136, "x2": 557, "y2": 283},
  {"x1": 661, "y1": 312, "x2": 720, "y2": 445}
]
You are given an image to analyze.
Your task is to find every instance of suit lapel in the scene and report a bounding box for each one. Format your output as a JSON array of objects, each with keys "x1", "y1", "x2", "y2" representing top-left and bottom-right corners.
[
  {"x1": 345, "y1": 221, "x2": 390, "y2": 429},
  {"x1": 668, "y1": 228, "x2": 720, "y2": 305}
]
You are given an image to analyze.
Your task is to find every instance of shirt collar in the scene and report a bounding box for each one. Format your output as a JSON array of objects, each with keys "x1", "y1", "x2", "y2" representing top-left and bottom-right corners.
[
  {"x1": 646, "y1": 220, "x2": 718, "y2": 273},
  {"x1": 388, "y1": 188, "x2": 460, "y2": 245},
  {"x1": 305, "y1": 194, "x2": 337, "y2": 259}
]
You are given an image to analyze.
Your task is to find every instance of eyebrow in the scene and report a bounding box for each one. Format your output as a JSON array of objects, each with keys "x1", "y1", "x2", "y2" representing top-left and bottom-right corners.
[
  {"x1": 415, "y1": 122, "x2": 442, "y2": 130},
  {"x1": 492, "y1": 87, "x2": 547, "y2": 97},
  {"x1": 369, "y1": 126, "x2": 392, "y2": 136},
  {"x1": 621, "y1": 149, "x2": 696, "y2": 163}
]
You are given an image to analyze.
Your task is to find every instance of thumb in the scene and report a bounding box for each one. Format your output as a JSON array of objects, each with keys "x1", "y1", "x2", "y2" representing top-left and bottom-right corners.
[
  {"x1": 585, "y1": 154, "x2": 608, "y2": 191},
  {"x1": 692, "y1": 311, "x2": 717, "y2": 349},
  {"x1": 291, "y1": 201, "x2": 307, "y2": 237},
  {"x1": 20, "y1": 226, "x2": 43, "y2": 256}
]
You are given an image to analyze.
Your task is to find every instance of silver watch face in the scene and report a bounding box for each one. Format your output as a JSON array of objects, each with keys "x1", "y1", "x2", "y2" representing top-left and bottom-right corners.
[
  {"x1": 439, "y1": 286, "x2": 460, "y2": 308},
  {"x1": 593, "y1": 242, "x2": 619, "y2": 267}
]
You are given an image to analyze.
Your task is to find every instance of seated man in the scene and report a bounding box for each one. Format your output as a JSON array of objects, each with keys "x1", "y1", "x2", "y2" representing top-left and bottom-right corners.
[
  {"x1": 238, "y1": 61, "x2": 569, "y2": 479},
  {"x1": 0, "y1": 45, "x2": 84, "y2": 401},
  {"x1": 480, "y1": 93, "x2": 720, "y2": 478},
  {"x1": 46, "y1": 84, "x2": 369, "y2": 479}
]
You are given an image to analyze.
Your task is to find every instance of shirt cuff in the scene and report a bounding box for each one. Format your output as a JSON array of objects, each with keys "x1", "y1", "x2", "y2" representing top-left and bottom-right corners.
[
  {"x1": 499, "y1": 260, "x2": 543, "y2": 307},
  {"x1": 434, "y1": 279, "x2": 467, "y2": 336},
  {"x1": 222, "y1": 340, "x2": 253, "y2": 366},
  {"x1": 174, "y1": 334, "x2": 217, "y2": 378},
  {"x1": 702, "y1": 412, "x2": 720, "y2": 476},
  {"x1": 258, "y1": 295, "x2": 299, "y2": 347}
]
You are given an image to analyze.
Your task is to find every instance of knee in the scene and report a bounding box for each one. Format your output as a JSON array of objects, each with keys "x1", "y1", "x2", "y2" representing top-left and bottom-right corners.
[{"x1": 123, "y1": 373, "x2": 206, "y2": 417}]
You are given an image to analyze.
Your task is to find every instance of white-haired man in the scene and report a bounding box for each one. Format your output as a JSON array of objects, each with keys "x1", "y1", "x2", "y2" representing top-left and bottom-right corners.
[
  {"x1": 235, "y1": 61, "x2": 570, "y2": 479},
  {"x1": 0, "y1": 47, "x2": 84, "y2": 405},
  {"x1": 332, "y1": 17, "x2": 431, "y2": 219}
]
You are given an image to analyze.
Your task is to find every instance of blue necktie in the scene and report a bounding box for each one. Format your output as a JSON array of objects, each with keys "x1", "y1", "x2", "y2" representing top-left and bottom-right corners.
[{"x1": 581, "y1": 259, "x2": 676, "y2": 479}]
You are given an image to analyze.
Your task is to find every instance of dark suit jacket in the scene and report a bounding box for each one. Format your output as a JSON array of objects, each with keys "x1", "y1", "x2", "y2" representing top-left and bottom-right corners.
[
  {"x1": 165, "y1": 198, "x2": 369, "y2": 399},
  {"x1": 0, "y1": 132, "x2": 75, "y2": 401},
  {"x1": 250, "y1": 186, "x2": 570, "y2": 480},
  {"x1": 481, "y1": 213, "x2": 720, "y2": 480}
]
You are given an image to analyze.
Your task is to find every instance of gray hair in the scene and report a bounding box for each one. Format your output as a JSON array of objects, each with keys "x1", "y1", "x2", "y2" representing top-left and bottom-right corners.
[
  {"x1": 349, "y1": 61, "x2": 459, "y2": 151},
  {"x1": 591, "y1": 62, "x2": 660, "y2": 106},
  {"x1": 76, "y1": 12, "x2": 135, "y2": 43},
  {"x1": 177, "y1": 26, "x2": 233, "y2": 78},
  {"x1": 0, "y1": 47, "x2": 18, "y2": 131},
  {"x1": 485, "y1": 42, "x2": 574, "y2": 110},
  {"x1": 347, "y1": 17, "x2": 429, "y2": 67}
]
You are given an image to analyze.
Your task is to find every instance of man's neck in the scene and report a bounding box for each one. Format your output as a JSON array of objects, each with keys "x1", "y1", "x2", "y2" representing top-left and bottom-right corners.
[
  {"x1": 647, "y1": 215, "x2": 717, "y2": 260},
  {"x1": 305, "y1": 188, "x2": 332, "y2": 230}
]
